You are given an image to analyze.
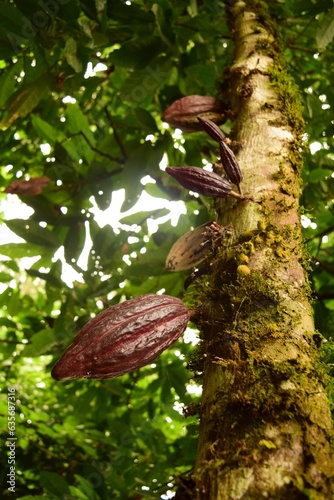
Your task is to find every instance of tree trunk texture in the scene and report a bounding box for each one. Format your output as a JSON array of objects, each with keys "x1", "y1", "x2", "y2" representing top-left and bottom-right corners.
[{"x1": 187, "y1": 1, "x2": 334, "y2": 499}]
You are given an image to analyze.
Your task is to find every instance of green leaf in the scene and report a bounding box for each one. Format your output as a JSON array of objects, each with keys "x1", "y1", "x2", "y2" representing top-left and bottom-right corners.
[
  {"x1": 0, "y1": 271, "x2": 13, "y2": 282},
  {"x1": 120, "y1": 57, "x2": 172, "y2": 104},
  {"x1": 64, "y1": 37, "x2": 83, "y2": 73},
  {"x1": 64, "y1": 221, "x2": 85, "y2": 262},
  {"x1": 39, "y1": 471, "x2": 71, "y2": 498},
  {"x1": 0, "y1": 242, "x2": 43, "y2": 259},
  {"x1": 134, "y1": 107, "x2": 158, "y2": 131},
  {"x1": 73, "y1": 474, "x2": 100, "y2": 499},
  {"x1": 0, "y1": 5, "x2": 32, "y2": 58},
  {"x1": 185, "y1": 64, "x2": 216, "y2": 91},
  {"x1": 0, "y1": 60, "x2": 23, "y2": 107},
  {"x1": 0, "y1": 317, "x2": 17, "y2": 328},
  {"x1": 119, "y1": 207, "x2": 169, "y2": 224},
  {"x1": 308, "y1": 168, "x2": 332, "y2": 183},
  {"x1": 26, "y1": 268, "x2": 63, "y2": 288},
  {"x1": 165, "y1": 359, "x2": 188, "y2": 399},
  {"x1": 316, "y1": 7, "x2": 334, "y2": 50},
  {"x1": 152, "y1": 3, "x2": 175, "y2": 49},
  {"x1": 15, "y1": 497, "x2": 45, "y2": 500},
  {"x1": 65, "y1": 103, "x2": 95, "y2": 140},
  {"x1": 5, "y1": 219, "x2": 59, "y2": 248},
  {"x1": 22, "y1": 329, "x2": 57, "y2": 357},
  {"x1": 144, "y1": 182, "x2": 173, "y2": 200},
  {"x1": 0, "y1": 73, "x2": 51, "y2": 128},
  {"x1": 31, "y1": 114, "x2": 65, "y2": 144},
  {"x1": 110, "y1": 36, "x2": 165, "y2": 68}
]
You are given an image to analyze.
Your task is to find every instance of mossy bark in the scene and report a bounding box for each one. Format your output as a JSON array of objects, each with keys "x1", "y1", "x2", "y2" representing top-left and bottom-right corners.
[{"x1": 188, "y1": 1, "x2": 334, "y2": 498}]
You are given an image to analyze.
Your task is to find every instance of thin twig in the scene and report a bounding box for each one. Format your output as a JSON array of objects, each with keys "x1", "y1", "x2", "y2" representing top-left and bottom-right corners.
[
  {"x1": 60, "y1": 132, "x2": 125, "y2": 163},
  {"x1": 104, "y1": 106, "x2": 128, "y2": 161}
]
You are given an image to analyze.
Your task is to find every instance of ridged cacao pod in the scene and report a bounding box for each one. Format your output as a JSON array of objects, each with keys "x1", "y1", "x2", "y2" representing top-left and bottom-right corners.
[
  {"x1": 162, "y1": 95, "x2": 225, "y2": 132},
  {"x1": 166, "y1": 221, "x2": 224, "y2": 271},
  {"x1": 166, "y1": 166, "x2": 233, "y2": 198},
  {"x1": 197, "y1": 117, "x2": 226, "y2": 143},
  {"x1": 51, "y1": 294, "x2": 189, "y2": 381},
  {"x1": 219, "y1": 141, "x2": 243, "y2": 194}
]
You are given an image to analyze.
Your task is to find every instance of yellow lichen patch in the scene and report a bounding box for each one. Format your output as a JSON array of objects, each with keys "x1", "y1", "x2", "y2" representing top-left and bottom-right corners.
[
  {"x1": 238, "y1": 253, "x2": 250, "y2": 264},
  {"x1": 275, "y1": 248, "x2": 290, "y2": 261},
  {"x1": 237, "y1": 264, "x2": 251, "y2": 276},
  {"x1": 245, "y1": 241, "x2": 255, "y2": 254},
  {"x1": 265, "y1": 230, "x2": 276, "y2": 246},
  {"x1": 257, "y1": 220, "x2": 267, "y2": 232}
]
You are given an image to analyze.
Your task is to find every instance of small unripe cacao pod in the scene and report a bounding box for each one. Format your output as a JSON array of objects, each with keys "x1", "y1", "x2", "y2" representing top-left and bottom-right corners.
[
  {"x1": 51, "y1": 294, "x2": 189, "y2": 381},
  {"x1": 162, "y1": 95, "x2": 225, "y2": 132},
  {"x1": 197, "y1": 117, "x2": 226, "y2": 143},
  {"x1": 166, "y1": 221, "x2": 225, "y2": 271},
  {"x1": 219, "y1": 141, "x2": 243, "y2": 193}
]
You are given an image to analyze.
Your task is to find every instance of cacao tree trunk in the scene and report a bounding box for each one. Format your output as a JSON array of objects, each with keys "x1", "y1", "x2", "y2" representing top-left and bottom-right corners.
[{"x1": 186, "y1": 1, "x2": 334, "y2": 498}]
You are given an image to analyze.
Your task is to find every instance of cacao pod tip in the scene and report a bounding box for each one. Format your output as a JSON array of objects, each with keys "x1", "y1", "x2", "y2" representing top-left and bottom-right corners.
[{"x1": 51, "y1": 363, "x2": 72, "y2": 381}]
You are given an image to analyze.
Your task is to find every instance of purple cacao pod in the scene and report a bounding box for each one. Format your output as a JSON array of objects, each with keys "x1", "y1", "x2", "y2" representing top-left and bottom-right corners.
[
  {"x1": 197, "y1": 117, "x2": 226, "y2": 143},
  {"x1": 51, "y1": 294, "x2": 189, "y2": 381},
  {"x1": 162, "y1": 95, "x2": 225, "y2": 132},
  {"x1": 219, "y1": 141, "x2": 243, "y2": 193},
  {"x1": 166, "y1": 166, "x2": 232, "y2": 198}
]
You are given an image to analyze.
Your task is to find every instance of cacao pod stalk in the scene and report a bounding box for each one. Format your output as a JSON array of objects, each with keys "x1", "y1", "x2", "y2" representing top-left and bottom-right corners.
[{"x1": 51, "y1": 294, "x2": 189, "y2": 381}]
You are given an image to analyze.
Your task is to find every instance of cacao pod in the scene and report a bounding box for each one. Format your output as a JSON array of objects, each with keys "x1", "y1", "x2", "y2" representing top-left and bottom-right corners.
[
  {"x1": 51, "y1": 294, "x2": 189, "y2": 381},
  {"x1": 197, "y1": 117, "x2": 226, "y2": 143},
  {"x1": 166, "y1": 165, "x2": 246, "y2": 200},
  {"x1": 219, "y1": 141, "x2": 243, "y2": 194},
  {"x1": 166, "y1": 166, "x2": 244, "y2": 200},
  {"x1": 162, "y1": 95, "x2": 225, "y2": 132},
  {"x1": 166, "y1": 221, "x2": 225, "y2": 271}
]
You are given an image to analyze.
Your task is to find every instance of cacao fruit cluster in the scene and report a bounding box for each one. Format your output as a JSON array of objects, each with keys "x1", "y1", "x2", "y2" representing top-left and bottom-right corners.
[
  {"x1": 163, "y1": 110, "x2": 250, "y2": 287},
  {"x1": 52, "y1": 294, "x2": 189, "y2": 381},
  {"x1": 197, "y1": 117, "x2": 243, "y2": 194},
  {"x1": 52, "y1": 101, "x2": 247, "y2": 383},
  {"x1": 165, "y1": 116, "x2": 244, "y2": 198}
]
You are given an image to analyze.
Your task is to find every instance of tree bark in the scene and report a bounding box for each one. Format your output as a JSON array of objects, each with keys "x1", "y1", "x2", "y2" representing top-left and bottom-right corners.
[{"x1": 188, "y1": 1, "x2": 334, "y2": 498}]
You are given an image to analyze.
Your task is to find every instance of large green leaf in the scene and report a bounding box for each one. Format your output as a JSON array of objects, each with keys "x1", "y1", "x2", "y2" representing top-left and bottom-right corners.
[
  {"x1": 22, "y1": 329, "x2": 57, "y2": 357},
  {"x1": 39, "y1": 471, "x2": 71, "y2": 498},
  {"x1": 63, "y1": 37, "x2": 83, "y2": 73},
  {"x1": 5, "y1": 219, "x2": 59, "y2": 248},
  {"x1": 31, "y1": 114, "x2": 65, "y2": 144},
  {"x1": 120, "y1": 57, "x2": 172, "y2": 104},
  {"x1": 316, "y1": 7, "x2": 334, "y2": 50},
  {"x1": 0, "y1": 73, "x2": 51, "y2": 128},
  {"x1": 0, "y1": 242, "x2": 43, "y2": 258},
  {"x1": 0, "y1": 60, "x2": 23, "y2": 107}
]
